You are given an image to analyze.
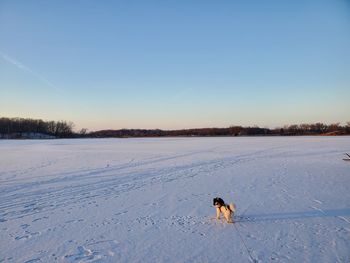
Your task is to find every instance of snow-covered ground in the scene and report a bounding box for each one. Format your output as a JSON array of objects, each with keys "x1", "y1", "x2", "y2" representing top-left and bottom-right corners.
[{"x1": 0, "y1": 137, "x2": 349, "y2": 263}]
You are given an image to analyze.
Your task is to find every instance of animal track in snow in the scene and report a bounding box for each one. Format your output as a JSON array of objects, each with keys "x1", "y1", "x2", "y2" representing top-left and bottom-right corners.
[
  {"x1": 312, "y1": 199, "x2": 323, "y2": 205},
  {"x1": 15, "y1": 231, "x2": 41, "y2": 241},
  {"x1": 131, "y1": 214, "x2": 211, "y2": 237},
  {"x1": 64, "y1": 245, "x2": 102, "y2": 261},
  {"x1": 24, "y1": 258, "x2": 41, "y2": 263},
  {"x1": 65, "y1": 218, "x2": 85, "y2": 224}
]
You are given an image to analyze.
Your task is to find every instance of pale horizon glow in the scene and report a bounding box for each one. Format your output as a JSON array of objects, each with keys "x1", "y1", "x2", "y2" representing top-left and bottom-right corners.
[{"x1": 1, "y1": 1, "x2": 349, "y2": 131}]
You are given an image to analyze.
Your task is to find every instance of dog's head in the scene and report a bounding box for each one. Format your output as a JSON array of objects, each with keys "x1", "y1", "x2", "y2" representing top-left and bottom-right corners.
[{"x1": 213, "y1": 197, "x2": 225, "y2": 208}]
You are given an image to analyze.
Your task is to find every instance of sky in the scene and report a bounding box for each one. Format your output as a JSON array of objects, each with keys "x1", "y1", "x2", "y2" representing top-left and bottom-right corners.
[{"x1": 1, "y1": 0, "x2": 349, "y2": 131}]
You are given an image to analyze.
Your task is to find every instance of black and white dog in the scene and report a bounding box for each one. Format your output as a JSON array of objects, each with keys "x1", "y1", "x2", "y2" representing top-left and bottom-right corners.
[{"x1": 213, "y1": 197, "x2": 236, "y2": 223}]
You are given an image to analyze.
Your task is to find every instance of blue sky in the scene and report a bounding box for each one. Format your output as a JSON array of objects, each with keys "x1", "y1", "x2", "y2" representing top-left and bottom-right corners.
[{"x1": 1, "y1": 0, "x2": 349, "y2": 131}]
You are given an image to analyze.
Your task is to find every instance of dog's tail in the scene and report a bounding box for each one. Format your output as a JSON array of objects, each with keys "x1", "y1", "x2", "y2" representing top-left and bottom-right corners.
[{"x1": 229, "y1": 203, "x2": 236, "y2": 213}]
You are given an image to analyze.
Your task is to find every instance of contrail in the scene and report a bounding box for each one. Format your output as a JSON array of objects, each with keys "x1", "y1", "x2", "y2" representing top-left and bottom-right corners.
[{"x1": 0, "y1": 51, "x2": 59, "y2": 91}]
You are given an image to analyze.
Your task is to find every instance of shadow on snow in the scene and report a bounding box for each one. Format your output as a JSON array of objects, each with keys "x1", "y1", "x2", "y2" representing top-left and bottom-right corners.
[{"x1": 237, "y1": 208, "x2": 350, "y2": 223}]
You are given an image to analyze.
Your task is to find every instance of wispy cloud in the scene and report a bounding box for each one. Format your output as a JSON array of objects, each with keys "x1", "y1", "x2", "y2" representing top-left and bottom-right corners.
[
  {"x1": 0, "y1": 51, "x2": 58, "y2": 91},
  {"x1": 171, "y1": 87, "x2": 194, "y2": 102}
]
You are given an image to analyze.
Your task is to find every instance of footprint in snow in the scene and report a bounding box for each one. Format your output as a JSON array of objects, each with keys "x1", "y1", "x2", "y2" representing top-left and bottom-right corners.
[
  {"x1": 20, "y1": 224, "x2": 30, "y2": 229},
  {"x1": 65, "y1": 219, "x2": 85, "y2": 224},
  {"x1": 24, "y1": 259, "x2": 41, "y2": 263},
  {"x1": 15, "y1": 231, "x2": 41, "y2": 241},
  {"x1": 64, "y1": 246, "x2": 102, "y2": 261},
  {"x1": 32, "y1": 216, "x2": 48, "y2": 222},
  {"x1": 312, "y1": 199, "x2": 323, "y2": 205},
  {"x1": 24, "y1": 258, "x2": 40, "y2": 263}
]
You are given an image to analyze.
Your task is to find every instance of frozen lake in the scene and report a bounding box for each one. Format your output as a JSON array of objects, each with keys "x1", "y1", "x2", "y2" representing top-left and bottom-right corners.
[{"x1": 1, "y1": 137, "x2": 350, "y2": 262}]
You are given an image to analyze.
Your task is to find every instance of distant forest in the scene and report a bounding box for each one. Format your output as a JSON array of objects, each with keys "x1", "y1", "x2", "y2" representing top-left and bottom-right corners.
[
  {"x1": 0, "y1": 117, "x2": 74, "y2": 138},
  {"x1": 0, "y1": 117, "x2": 349, "y2": 139}
]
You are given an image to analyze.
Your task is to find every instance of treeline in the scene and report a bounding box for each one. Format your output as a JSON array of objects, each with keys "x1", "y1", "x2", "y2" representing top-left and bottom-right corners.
[
  {"x1": 278, "y1": 123, "x2": 350, "y2": 136},
  {"x1": 89, "y1": 123, "x2": 350, "y2": 138},
  {"x1": 1, "y1": 117, "x2": 349, "y2": 139},
  {"x1": 87, "y1": 127, "x2": 272, "y2": 137},
  {"x1": 0, "y1": 117, "x2": 74, "y2": 138}
]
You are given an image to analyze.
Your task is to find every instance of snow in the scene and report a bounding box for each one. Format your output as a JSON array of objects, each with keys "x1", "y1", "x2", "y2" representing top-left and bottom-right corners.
[{"x1": 0, "y1": 137, "x2": 349, "y2": 263}]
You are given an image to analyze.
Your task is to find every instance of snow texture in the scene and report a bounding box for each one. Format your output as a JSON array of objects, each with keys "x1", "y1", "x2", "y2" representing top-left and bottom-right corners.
[{"x1": 0, "y1": 137, "x2": 349, "y2": 263}]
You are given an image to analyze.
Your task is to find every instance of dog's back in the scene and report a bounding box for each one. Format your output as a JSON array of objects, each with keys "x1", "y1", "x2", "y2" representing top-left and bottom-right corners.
[{"x1": 229, "y1": 203, "x2": 236, "y2": 213}]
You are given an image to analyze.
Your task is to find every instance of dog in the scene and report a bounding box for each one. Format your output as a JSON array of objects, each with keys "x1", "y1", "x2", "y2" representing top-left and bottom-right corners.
[{"x1": 213, "y1": 197, "x2": 236, "y2": 223}]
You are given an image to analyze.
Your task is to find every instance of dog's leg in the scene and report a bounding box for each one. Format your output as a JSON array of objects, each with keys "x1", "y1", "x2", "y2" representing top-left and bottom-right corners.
[
  {"x1": 216, "y1": 207, "x2": 221, "y2": 219},
  {"x1": 228, "y1": 215, "x2": 234, "y2": 223},
  {"x1": 224, "y1": 210, "x2": 233, "y2": 223}
]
